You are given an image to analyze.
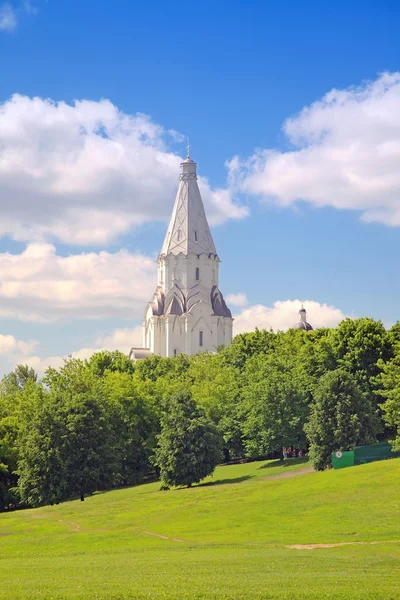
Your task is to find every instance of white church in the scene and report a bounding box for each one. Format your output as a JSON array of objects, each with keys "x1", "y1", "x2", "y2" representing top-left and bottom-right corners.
[
  {"x1": 130, "y1": 152, "x2": 312, "y2": 360},
  {"x1": 130, "y1": 152, "x2": 233, "y2": 360}
]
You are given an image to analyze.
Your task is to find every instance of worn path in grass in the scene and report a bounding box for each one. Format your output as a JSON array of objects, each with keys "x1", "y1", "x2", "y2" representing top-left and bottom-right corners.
[{"x1": 0, "y1": 458, "x2": 399, "y2": 599}]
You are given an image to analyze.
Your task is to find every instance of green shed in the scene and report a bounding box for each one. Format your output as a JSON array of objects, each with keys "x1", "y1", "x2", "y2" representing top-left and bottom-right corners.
[
  {"x1": 332, "y1": 442, "x2": 400, "y2": 469},
  {"x1": 331, "y1": 450, "x2": 354, "y2": 469},
  {"x1": 353, "y1": 442, "x2": 400, "y2": 465}
]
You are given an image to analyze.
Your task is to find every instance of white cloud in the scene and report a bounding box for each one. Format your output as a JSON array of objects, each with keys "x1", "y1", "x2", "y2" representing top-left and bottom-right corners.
[
  {"x1": 0, "y1": 333, "x2": 38, "y2": 376},
  {"x1": 226, "y1": 292, "x2": 248, "y2": 307},
  {"x1": 0, "y1": 243, "x2": 157, "y2": 321},
  {"x1": 0, "y1": 95, "x2": 247, "y2": 245},
  {"x1": 22, "y1": 326, "x2": 143, "y2": 376},
  {"x1": 0, "y1": 3, "x2": 16, "y2": 30},
  {"x1": 96, "y1": 326, "x2": 143, "y2": 352},
  {"x1": 230, "y1": 72, "x2": 400, "y2": 227},
  {"x1": 233, "y1": 299, "x2": 346, "y2": 334},
  {"x1": 0, "y1": 333, "x2": 37, "y2": 355}
]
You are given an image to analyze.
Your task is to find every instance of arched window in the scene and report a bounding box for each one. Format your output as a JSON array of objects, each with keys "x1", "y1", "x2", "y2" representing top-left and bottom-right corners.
[
  {"x1": 194, "y1": 230, "x2": 198, "y2": 241},
  {"x1": 196, "y1": 267, "x2": 200, "y2": 281},
  {"x1": 173, "y1": 349, "x2": 177, "y2": 357},
  {"x1": 177, "y1": 229, "x2": 181, "y2": 241},
  {"x1": 199, "y1": 331, "x2": 203, "y2": 347}
]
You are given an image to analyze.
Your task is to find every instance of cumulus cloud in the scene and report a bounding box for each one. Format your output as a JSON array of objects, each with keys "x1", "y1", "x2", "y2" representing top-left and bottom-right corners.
[
  {"x1": 0, "y1": 3, "x2": 16, "y2": 30},
  {"x1": 226, "y1": 293, "x2": 248, "y2": 307},
  {"x1": 0, "y1": 243, "x2": 157, "y2": 321},
  {"x1": 0, "y1": 332, "x2": 38, "y2": 376},
  {"x1": 0, "y1": 333, "x2": 37, "y2": 355},
  {"x1": 230, "y1": 72, "x2": 400, "y2": 227},
  {"x1": 233, "y1": 299, "x2": 346, "y2": 334},
  {"x1": 22, "y1": 326, "x2": 143, "y2": 376},
  {"x1": 96, "y1": 326, "x2": 143, "y2": 352},
  {"x1": 0, "y1": 95, "x2": 247, "y2": 245}
]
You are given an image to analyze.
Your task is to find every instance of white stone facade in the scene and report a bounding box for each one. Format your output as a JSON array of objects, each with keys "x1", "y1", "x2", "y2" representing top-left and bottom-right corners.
[{"x1": 130, "y1": 156, "x2": 233, "y2": 359}]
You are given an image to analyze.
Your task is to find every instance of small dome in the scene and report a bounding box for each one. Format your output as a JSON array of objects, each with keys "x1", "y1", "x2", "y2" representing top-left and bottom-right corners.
[
  {"x1": 293, "y1": 305, "x2": 313, "y2": 331},
  {"x1": 294, "y1": 321, "x2": 313, "y2": 331},
  {"x1": 182, "y1": 156, "x2": 195, "y2": 164}
]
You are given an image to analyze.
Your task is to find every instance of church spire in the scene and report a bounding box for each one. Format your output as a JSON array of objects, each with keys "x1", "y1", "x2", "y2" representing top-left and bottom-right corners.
[{"x1": 160, "y1": 155, "x2": 217, "y2": 257}]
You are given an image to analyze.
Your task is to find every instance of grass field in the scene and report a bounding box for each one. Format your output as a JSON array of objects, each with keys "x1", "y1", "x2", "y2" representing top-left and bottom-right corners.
[{"x1": 0, "y1": 458, "x2": 399, "y2": 599}]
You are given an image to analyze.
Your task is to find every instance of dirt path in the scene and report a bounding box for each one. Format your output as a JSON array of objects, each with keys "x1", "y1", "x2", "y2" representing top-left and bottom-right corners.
[
  {"x1": 287, "y1": 539, "x2": 400, "y2": 550},
  {"x1": 264, "y1": 467, "x2": 314, "y2": 481},
  {"x1": 143, "y1": 530, "x2": 185, "y2": 543}
]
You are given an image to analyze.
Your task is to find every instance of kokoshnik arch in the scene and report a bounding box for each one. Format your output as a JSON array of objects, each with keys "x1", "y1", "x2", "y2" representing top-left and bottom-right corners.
[{"x1": 130, "y1": 153, "x2": 233, "y2": 359}]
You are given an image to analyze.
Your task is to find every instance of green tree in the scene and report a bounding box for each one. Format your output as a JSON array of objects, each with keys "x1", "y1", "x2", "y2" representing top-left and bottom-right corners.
[
  {"x1": 0, "y1": 426, "x2": 19, "y2": 510},
  {"x1": 154, "y1": 391, "x2": 222, "y2": 488},
  {"x1": 379, "y1": 351, "x2": 400, "y2": 450},
  {"x1": 305, "y1": 369, "x2": 380, "y2": 470},
  {"x1": 134, "y1": 354, "x2": 191, "y2": 383},
  {"x1": 189, "y1": 352, "x2": 244, "y2": 460},
  {"x1": 0, "y1": 366, "x2": 38, "y2": 510},
  {"x1": 0, "y1": 364, "x2": 37, "y2": 396},
  {"x1": 242, "y1": 346, "x2": 310, "y2": 459},
  {"x1": 223, "y1": 328, "x2": 277, "y2": 371},
  {"x1": 87, "y1": 350, "x2": 135, "y2": 377},
  {"x1": 18, "y1": 359, "x2": 117, "y2": 506},
  {"x1": 332, "y1": 318, "x2": 391, "y2": 406},
  {"x1": 17, "y1": 385, "x2": 67, "y2": 506},
  {"x1": 103, "y1": 371, "x2": 158, "y2": 485}
]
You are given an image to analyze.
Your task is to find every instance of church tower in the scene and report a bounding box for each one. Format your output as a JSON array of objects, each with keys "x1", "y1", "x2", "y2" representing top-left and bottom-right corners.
[
  {"x1": 293, "y1": 305, "x2": 313, "y2": 331},
  {"x1": 130, "y1": 153, "x2": 233, "y2": 359}
]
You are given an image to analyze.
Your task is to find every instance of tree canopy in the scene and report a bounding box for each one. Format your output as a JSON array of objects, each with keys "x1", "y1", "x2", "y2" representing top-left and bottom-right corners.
[
  {"x1": 154, "y1": 391, "x2": 222, "y2": 488},
  {"x1": 0, "y1": 316, "x2": 398, "y2": 509},
  {"x1": 305, "y1": 369, "x2": 380, "y2": 470}
]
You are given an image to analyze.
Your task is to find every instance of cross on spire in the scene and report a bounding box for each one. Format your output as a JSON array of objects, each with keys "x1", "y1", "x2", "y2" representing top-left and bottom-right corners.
[{"x1": 186, "y1": 137, "x2": 191, "y2": 158}]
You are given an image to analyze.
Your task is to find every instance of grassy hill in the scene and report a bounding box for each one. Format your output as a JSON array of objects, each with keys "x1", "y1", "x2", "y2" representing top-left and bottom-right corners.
[{"x1": 0, "y1": 458, "x2": 399, "y2": 599}]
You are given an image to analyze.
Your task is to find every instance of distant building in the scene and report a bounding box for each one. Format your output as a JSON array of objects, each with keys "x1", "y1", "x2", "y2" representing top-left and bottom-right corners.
[
  {"x1": 293, "y1": 305, "x2": 313, "y2": 331},
  {"x1": 130, "y1": 153, "x2": 233, "y2": 359}
]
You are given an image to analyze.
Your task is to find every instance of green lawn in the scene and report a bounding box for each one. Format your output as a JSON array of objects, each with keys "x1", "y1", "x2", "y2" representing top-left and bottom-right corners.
[{"x1": 1, "y1": 458, "x2": 399, "y2": 599}]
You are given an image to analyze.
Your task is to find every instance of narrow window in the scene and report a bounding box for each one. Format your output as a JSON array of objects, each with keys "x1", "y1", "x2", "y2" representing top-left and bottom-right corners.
[
  {"x1": 194, "y1": 230, "x2": 198, "y2": 241},
  {"x1": 196, "y1": 267, "x2": 200, "y2": 281},
  {"x1": 174, "y1": 349, "x2": 177, "y2": 357},
  {"x1": 199, "y1": 331, "x2": 203, "y2": 347},
  {"x1": 177, "y1": 229, "x2": 181, "y2": 241}
]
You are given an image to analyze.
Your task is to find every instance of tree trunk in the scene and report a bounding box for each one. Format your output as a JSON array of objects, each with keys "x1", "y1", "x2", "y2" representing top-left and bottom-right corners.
[
  {"x1": 223, "y1": 448, "x2": 230, "y2": 463},
  {"x1": 80, "y1": 493, "x2": 84, "y2": 502}
]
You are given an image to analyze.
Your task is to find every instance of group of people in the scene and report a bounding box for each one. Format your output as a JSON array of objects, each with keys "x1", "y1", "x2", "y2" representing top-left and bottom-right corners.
[{"x1": 283, "y1": 447, "x2": 303, "y2": 459}]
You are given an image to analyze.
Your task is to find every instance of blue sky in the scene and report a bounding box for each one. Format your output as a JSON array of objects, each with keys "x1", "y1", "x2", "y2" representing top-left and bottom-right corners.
[{"x1": 0, "y1": 0, "x2": 400, "y2": 373}]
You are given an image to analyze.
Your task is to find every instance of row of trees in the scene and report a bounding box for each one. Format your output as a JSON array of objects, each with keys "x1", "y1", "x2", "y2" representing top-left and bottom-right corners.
[{"x1": 1, "y1": 317, "x2": 400, "y2": 509}]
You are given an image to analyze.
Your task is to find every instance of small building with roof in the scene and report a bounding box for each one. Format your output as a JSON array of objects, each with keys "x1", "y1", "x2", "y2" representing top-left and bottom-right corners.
[{"x1": 293, "y1": 305, "x2": 313, "y2": 331}]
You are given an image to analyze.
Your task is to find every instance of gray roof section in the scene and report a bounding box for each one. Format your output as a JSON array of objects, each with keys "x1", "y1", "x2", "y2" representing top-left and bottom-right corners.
[
  {"x1": 160, "y1": 157, "x2": 217, "y2": 257},
  {"x1": 147, "y1": 283, "x2": 232, "y2": 318},
  {"x1": 129, "y1": 348, "x2": 153, "y2": 360},
  {"x1": 294, "y1": 321, "x2": 314, "y2": 331}
]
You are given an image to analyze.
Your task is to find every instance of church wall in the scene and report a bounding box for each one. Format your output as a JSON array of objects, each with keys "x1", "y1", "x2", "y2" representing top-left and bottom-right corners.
[{"x1": 161, "y1": 253, "x2": 219, "y2": 295}]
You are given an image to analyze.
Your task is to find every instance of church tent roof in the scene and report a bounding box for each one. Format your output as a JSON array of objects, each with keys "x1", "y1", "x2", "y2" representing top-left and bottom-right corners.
[{"x1": 160, "y1": 157, "x2": 217, "y2": 257}]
